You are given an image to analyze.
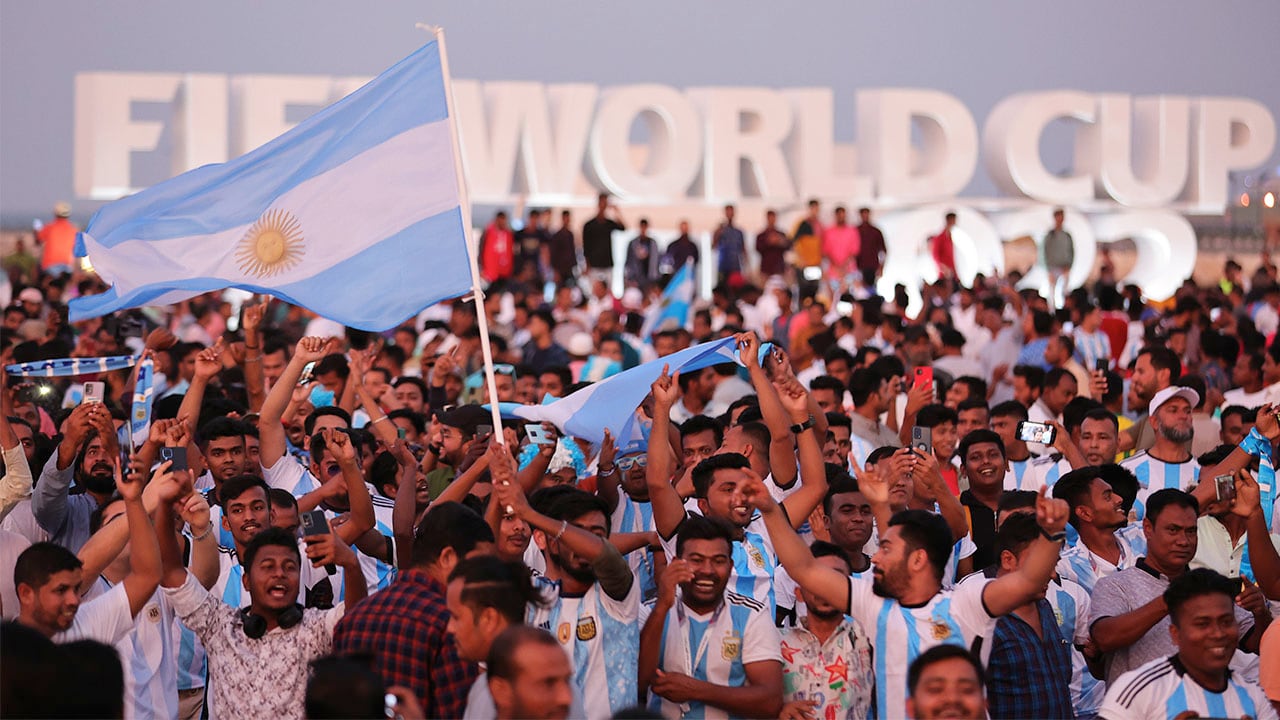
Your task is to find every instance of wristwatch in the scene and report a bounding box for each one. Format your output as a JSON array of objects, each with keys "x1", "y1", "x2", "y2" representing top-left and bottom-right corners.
[
  {"x1": 1038, "y1": 526, "x2": 1067, "y2": 543},
  {"x1": 789, "y1": 415, "x2": 816, "y2": 434}
]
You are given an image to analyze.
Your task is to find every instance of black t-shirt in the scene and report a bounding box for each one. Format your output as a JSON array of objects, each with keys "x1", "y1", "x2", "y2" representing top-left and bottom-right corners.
[
  {"x1": 959, "y1": 491, "x2": 998, "y2": 570},
  {"x1": 582, "y1": 216, "x2": 624, "y2": 268}
]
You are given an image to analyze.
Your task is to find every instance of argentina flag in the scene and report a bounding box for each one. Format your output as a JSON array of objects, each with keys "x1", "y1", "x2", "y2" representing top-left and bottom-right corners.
[
  {"x1": 70, "y1": 40, "x2": 473, "y2": 331},
  {"x1": 641, "y1": 260, "x2": 695, "y2": 338}
]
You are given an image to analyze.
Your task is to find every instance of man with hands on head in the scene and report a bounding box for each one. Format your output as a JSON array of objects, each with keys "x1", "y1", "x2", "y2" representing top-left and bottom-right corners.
[
  {"x1": 638, "y1": 514, "x2": 784, "y2": 720},
  {"x1": 156, "y1": 452, "x2": 367, "y2": 720},
  {"x1": 740, "y1": 457, "x2": 1071, "y2": 720}
]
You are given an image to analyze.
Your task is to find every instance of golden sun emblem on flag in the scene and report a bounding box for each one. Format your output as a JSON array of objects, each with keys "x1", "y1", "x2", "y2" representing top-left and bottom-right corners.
[{"x1": 235, "y1": 209, "x2": 305, "y2": 278}]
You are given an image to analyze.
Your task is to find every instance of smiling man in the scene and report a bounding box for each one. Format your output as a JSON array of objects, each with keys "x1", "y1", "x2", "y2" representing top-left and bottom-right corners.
[
  {"x1": 1099, "y1": 569, "x2": 1278, "y2": 720},
  {"x1": 1089, "y1": 489, "x2": 1265, "y2": 684},
  {"x1": 957, "y1": 430, "x2": 1011, "y2": 569}
]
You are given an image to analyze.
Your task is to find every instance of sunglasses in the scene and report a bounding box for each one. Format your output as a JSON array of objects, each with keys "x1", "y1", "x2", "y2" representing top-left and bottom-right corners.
[
  {"x1": 494, "y1": 364, "x2": 517, "y2": 376},
  {"x1": 616, "y1": 456, "x2": 648, "y2": 471}
]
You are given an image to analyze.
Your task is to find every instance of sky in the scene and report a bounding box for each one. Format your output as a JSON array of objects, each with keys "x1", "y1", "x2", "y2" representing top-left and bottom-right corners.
[{"x1": 1, "y1": 0, "x2": 1277, "y2": 225}]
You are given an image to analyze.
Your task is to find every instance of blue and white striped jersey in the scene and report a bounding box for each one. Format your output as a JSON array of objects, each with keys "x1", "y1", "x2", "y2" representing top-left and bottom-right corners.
[
  {"x1": 1119, "y1": 452, "x2": 1200, "y2": 521},
  {"x1": 1099, "y1": 655, "x2": 1278, "y2": 720},
  {"x1": 1023, "y1": 454, "x2": 1073, "y2": 491},
  {"x1": 846, "y1": 574, "x2": 997, "y2": 719},
  {"x1": 1002, "y1": 455, "x2": 1039, "y2": 491},
  {"x1": 646, "y1": 591, "x2": 782, "y2": 720},
  {"x1": 662, "y1": 513, "x2": 778, "y2": 613},
  {"x1": 611, "y1": 493, "x2": 658, "y2": 602},
  {"x1": 1073, "y1": 329, "x2": 1112, "y2": 372},
  {"x1": 1055, "y1": 523, "x2": 1146, "y2": 593},
  {"x1": 86, "y1": 579, "x2": 179, "y2": 720},
  {"x1": 528, "y1": 574, "x2": 641, "y2": 720},
  {"x1": 1047, "y1": 576, "x2": 1105, "y2": 716}
]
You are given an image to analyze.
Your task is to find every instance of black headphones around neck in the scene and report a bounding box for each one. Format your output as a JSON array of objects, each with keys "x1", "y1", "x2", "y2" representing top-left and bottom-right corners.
[{"x1": 239, "y1": 604, "x2": 304, "y2": 639}]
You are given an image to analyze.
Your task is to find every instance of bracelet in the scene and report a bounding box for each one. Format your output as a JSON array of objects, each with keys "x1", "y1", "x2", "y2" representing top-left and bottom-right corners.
[
  {"x1": 370, "y1": 415, "x2": 390, "y2": 425},
  {"x1": 1038, "y1": 525, "x2": 1066, "y2": 543},
  {"x1": 552, "y1": 519, "x2": 568, "y2": 542},
  {"x1": 244, "y1": 355, "x2": 261, "y2": 364},
  {"x1": 244, "y1": 344, "x2": 260, "y2": 350},
  {"x1": 191, "y1": 526, "x2": 213, "y2": 541},
  {"x1": 598, "y1": 464, "x2": 616, "y2": 476}
]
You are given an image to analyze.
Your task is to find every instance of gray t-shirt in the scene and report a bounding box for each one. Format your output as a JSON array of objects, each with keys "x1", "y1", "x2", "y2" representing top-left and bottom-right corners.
[{"x1": 1090, "y1": 561, "x2": 1253, "y2": 684}]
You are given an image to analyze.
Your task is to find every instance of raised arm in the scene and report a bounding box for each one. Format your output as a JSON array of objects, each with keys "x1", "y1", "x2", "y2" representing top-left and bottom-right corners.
[
  {"x1": 76, "y1": 459, "x2": 175, "y2": 594},
  {"x1": 775, "y1": 379, "x2": 828, "y2": 528},
  {"x1": 324, "y1": 429, "x2": 375, "y2": 545},
  {"x1": 912, "y1": 449, "x2": 970, "y2": 543},
  {"x1": 594, "y1": 429, "x2": 621, "y2": 513},
  {"x1": 390, "y1": 440, "x2": 421, "y2": 571},
  {"x1": 238, "y1": 302, "x2": 268, "y2": 412},
  {"x1": 259, "y1": 337, "x2": 330, "y2": 469},
  {"x1": 177, "y1": 490, "x2": 219, "y2": 590},
  {"x1": 897, "y1": 382, "x2": 934, "y2": 447},
  {"x1": 0, "y1": 374, "x2": 33, "y2": 522},
  {"x1": 350, "y1": 349, "x2": 397, "y2": 448},
  {"x1": 646, "y1": 366, "x2": 688, "y2": 539},
  {"x1": 32, "y1": 403, "x2": 92, "y2": 532},
  {"x1": 176, "y1": 340, "x2": 225, "y2": 436},
  {"x1": 739, "y1": 334, "x2": 798, "y2": 489},
  {"x1": 303, "y1": 519, "x2": 368, "y2": 607},
  {"x1": 741, "y1": 470, "x2": 850, "y2": 612},
  {"x1": 980, "y1": 487, "x2": 1068, "y2": 617},
  {"x1": 116, "y1": 458, "x2": 165, "y2": 618},
  {"x1": 638, "y1": 560, "x2": 684, "y2": 699},
  {"x1": 1235, "y1": 469, "x2": 1280, "y2": 601}
]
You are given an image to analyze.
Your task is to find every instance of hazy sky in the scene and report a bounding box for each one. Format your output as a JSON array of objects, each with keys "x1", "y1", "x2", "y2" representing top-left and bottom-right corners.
[{"x1": 2, "y1": 0, "x2": 1277, "y2": 224}]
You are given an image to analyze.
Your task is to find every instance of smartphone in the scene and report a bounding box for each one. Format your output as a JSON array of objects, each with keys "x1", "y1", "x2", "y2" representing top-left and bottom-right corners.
[
  {"x1": 914, "y1": 367, "x2": 933, "y2": 389},
  {"x1": 1095, "y1": 359, "x2": 1108, "y2": 373},
  {"x1": 159, "y1": 446, "x2": 188, "y2": 472},
  {"x1": 1017, "y1": 420, "x2": 1057, "y2": 446},
  {"x1": 526, "y1": 424, "x2": 555, "y2": 446},
  {"x1": 911, "y1": 426, "x2": 932, "y2": 454},
  {"x1": 1215, "y1": 474, "x2": 1236, "y2": 503},
  {"x1": 1227, "y1": 576, "x2": 1244, "y2": 598},
  {"x1": 300, "y1": 510, "x2": 336, "y2": 574},
  {"x1": 297, "y1": 361, "x2": 316, "y2": 386},
  {"x1": 396, "y1": 427, "x2": 407, "y2": 440},
  {"x1": 802, "y1": 266, "x2": 822, "y2": 281},
  {"x1": 476, "y1": 424, "x2": 493, "y2": 441},
  {"x1": 83, "y1": 381, "x2": 105, "y2": 405}
]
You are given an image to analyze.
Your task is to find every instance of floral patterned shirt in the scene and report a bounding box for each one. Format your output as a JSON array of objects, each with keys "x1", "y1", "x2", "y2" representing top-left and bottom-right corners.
[{"x1": 780, "y1": 616, "x2": 874, "y2": 720}]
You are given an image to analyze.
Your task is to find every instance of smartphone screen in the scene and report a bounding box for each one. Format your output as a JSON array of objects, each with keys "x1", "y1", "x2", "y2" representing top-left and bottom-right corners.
[
  {"x1": 300, "y1": 509, "x2": 330, "y2": 537},
  {"x1": 159, "y1": 446, "x2": 188, "y2": 472},
  {"x1": 1016, "y1": 421, "x2": 1056, "y2": 445},
  {"x1": 83, "y1": 381, "x2": 105, "y2": 404},
  {"x1": 1215, "y1": 474, "x2": 1236, "y2": 502},
  {"x1": 297, "y1": 361, "x2": 316, "y2": 386}
]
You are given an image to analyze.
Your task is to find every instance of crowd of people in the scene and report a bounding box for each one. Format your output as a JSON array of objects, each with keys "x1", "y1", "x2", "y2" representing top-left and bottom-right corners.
[{"x1": 2, "y1": 197, "x2": 1280, "y2": 720}]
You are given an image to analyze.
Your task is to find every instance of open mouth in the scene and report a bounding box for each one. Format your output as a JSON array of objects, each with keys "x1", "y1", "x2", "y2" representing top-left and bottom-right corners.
[
  {"x1": 266, "y1": 583, "x2": 289, "y2": 600},
  {"x1": 692, "y1": 579, "x2": 717, "y2": 592}
]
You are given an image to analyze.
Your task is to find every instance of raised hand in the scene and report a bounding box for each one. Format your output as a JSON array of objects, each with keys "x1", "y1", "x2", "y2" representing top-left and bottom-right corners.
[
  {"x1": 774, "y1": 377, "x2": 810, "y2": 421},
  {"x1": 657, "y1": 557, "x2": 693, "y2": 609},
  {"x1": 1035, "y1": 486, "x2": 1070, "y2": 535},
  {"x1": 177, "y1": 492, "x2": 212, "y2": 536},
  {"x1": 1254, "y1": 404, "x2": 1280, "y2": 441},
  {"x1": 149, "y1": 417, "x2": 180, "y2": 446},
  {"x1": 194, "y1": 339, "x2": 225, "y2": 381},
  {"x1": 737, "y1": 332, "x2": 761, "y2": 370},
  {"x1": 597, "y1": 428, "x2": 616, "y2": 471},
  {"x1": 241, "y1": 302, "x2": 265, "y2": 334},
  {"x1": 323, "y1": 427, "x2": 356, "y2": 464},
  {"x1": 294, "y1": 336, "x2": 329, "y2": 364},
  {"x1": 737, "y1": 467, "x2": 776, "y2": 511},
  {"x1": 904, "y1": 380, "x2": 934, "y2": 416},
  {"x1": 851, "y1": 457, "x2": 891, "y2": 507},
  {"x1": 491, "y1": 473, "x2": 530, "y2": 519},
  {"x1": 113, "y1": 457, "x2": 142, "y2": 502},
  {"x1": 431, "y1": 352, "x2": 457, "y2": 387},
  {"x1": 1231, "y1": 468, "x2": 1262, "y2": 518},
  {"x1": 650, "y1": 364, "x2": 680, "y2": 409}
]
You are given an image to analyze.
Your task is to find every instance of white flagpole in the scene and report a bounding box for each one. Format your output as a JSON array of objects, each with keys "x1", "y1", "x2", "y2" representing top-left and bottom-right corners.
[{"x1": 430, "y1": 25, "x2": 505, "y2": 438}]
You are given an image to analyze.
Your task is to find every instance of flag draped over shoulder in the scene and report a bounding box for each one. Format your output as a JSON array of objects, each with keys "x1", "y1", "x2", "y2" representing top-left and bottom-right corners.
[
  {"x1": 70, "y1": 41, "x2": 473, "y2": 331},
  {"x1": 493, "y1": 337, "x2": 770, "y2": 445}
]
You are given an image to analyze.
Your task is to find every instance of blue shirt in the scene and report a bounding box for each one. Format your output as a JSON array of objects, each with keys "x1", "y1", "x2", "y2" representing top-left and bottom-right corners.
[{"x1": 985, "y1": 599, "x2": 1074, "y2": 719}]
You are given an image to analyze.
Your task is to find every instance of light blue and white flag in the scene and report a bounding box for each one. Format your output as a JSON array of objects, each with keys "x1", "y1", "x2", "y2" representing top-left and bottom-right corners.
[
  {"x1": 5, "y1": 355, "x2": 138, "y2": 377},
  {"x1": 641, "y1": 260, "x2": 695, "y2": 338},
  {"x1": 493, "y1": 337, "x2": 770, "y2": 444},
  {"x1": 70, "y1": 41, "x2": 473, "y2": 331},
  {"x1": 130, "y1": 357, "x2": 155, "y2": 448}
]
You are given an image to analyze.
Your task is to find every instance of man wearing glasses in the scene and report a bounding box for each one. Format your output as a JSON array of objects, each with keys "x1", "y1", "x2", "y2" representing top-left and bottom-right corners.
[{"x1": 598, "y1": 443, "x2": 657, "y2": 602}]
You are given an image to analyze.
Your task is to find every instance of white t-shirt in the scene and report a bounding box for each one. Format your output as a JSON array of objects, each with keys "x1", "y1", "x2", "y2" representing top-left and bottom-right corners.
[
  {"x1": 1099, "y1": 655, "x2": 1278, "y2": 720},
  {"x1": 0, "y1": 528, "x2": 31, "y2": 618},
  {"x1": 87, "y1": 579, "x2": 178, "y2": 720},
  {"x1": 845, "y1": 574, "x2": 997, "y2": 720},
  {"x1": 54, "y1": 580, "x2": 134, "y2": 645}
]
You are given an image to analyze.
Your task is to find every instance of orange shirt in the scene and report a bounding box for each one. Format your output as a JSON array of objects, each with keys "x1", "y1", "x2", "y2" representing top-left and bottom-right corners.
[{"x1": 37, "y1": 218, "x2": 78, "y2": 269}]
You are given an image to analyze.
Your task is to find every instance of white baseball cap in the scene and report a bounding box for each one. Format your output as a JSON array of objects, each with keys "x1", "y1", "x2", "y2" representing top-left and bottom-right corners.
[{"x1": 1148, "y1": 385, "x2": 1200, "y2": 416}]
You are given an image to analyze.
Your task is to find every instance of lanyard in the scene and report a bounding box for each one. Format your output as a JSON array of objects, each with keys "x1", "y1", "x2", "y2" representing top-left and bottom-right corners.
[{"x1": 676, "y1": 598, "x2": 725, "y2": 675}]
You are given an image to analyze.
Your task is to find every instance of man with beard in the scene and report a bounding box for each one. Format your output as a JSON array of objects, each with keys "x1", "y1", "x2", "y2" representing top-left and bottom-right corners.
[
  {"x1": 492, "y1": 457, "x2": 638, "y2": 720},
  {"x1": 1121, "y1": 346, "x2": 1182, "y2": 453},
  {"x1": 742, "y1": 461, "x2": 1070, "y2": 719},
  {"x1": 193, "y1": 417, "x2": 251, "y2": 549},
  {"x1": 1090, "y1": 489, "x2": 1268, "y2": 684},
  {"x1": 778, "y1": 541, "x2": 874, "y2": 720},
  {"x1": 1054, "y1": 465, "x2": 1148, "y2": 592},
  {"x1": 1099, "y1": 569, "x2": 1278, "y2": 720},
  {"x1": 638, "y1": 515, "x2": 784, "y2": 720},
  {"x1": 1121, "y1": 386, "x2": 1202, "y2": 521},
  {"x1": 31, "y1": 402, "x2": 119, "y2": 551}
]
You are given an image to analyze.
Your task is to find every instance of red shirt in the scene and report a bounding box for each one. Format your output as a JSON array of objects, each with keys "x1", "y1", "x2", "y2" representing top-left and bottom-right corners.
[
  {"x1": 931, "y1": 229, "x2": 956, "y2": 277},
  {"x1": 479, "y1": 224, "x2": 514, "y2": 282}
]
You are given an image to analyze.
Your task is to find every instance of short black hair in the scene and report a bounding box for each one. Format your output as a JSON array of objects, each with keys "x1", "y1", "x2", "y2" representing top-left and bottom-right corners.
[
  {"x1": 219, "y1": 475, "x2": 271, "y2": 514},
  {"x1": 13, "y1": 542, "x2": 82, "y2": 591},
  {"x1": 242, "y1": 526, "x2": 301, "y2": 569},
  {"x1": 849, "y1": 368, "x2": 884, "y2": 407},
  {"x1": 487, "y1": 626, "x2": 561, "y2": 683},
  {"x1": 997, "y1": 490, "x2": 1039, "y2": 516},
  {"x1": 810, "y1": 375, "x2": 846, "y2": 397},
  {"x1": 680, "y1": 415, "x2": 725, "y2": 449},
  {"x1": 528, "y1": 485, "x2": 611, "y2": 532},
  {"x1": 196, "y1": 416, "x2": 249, "y2": 450},
  {"x1": 392, "y1": 375, "x2": 430, "y2": 399},
  {"x1": 1042, "y1": 367, "x2": 1075, "y2": 392},
  {"x1": 1164, "y1": 568, "x2": 1238, "y2": 627},
  {"x1": 412, "y1": 502, "x2": 494, "y2": 568},
  {"x1": 956, "y1": 398, "x2": 989, "y2": 416},
  {"x1": 1062, "y1": 397, "x2": 1104, "y2": 434},
  {"x1": 908, "y1": 645, "x2": 984, "y2": 696},
  {"x1": 313, "y1": 353, "x2": 350, "y2": 379},
  {"x1": 387, "y1": 408, "x2": 427, "y2": 435},
  {"x1": 865, "y1": 445, "x2": 899, "y2": 467},
  {"x1": 990, "y1": 400, "x2": 1029, "y2": 422},
  {"x1": 1137, "y1": 346, "x2": 1183, "y2": 382},
  {"x1": 1220, "y1": 405, "x2": 1257, "y2": 427},
  {"x1": 304, "y1": 407, "x2": 352, "y2": 436},
  {"x1": 915, "y1": 404, "x2": 958, "y2": 429},
  {"x1": 808, "y1": 540, "x2": 853, "y2": 573},
  {"x1": 958, "y1": 429, "x2": 1005, "y2": 463},
  {"x1": 825, "y1": 412, "x2": 852, "y2": 432},
  {"x1": 822, "y1": 470, "x2": 861, "y2": 515},
  {"x1": 1052, "y1": 466, "x2": 1103, "y2": 529},
  {"x1": 690, "y1": 453, "x2": 750, "y2": 499},
  {"x1": 1145, "y1": 488, "x2": 1198, "y2": 524},
  {"x1": 1012, "y1": 365, "x2": 1046, "y2": 391},
  {"x1": 539, "y1": 365, "x2": 574, "y2": 391},
  {"x1": 675, "y1": 513, "x2": 736, "y2": 557},
  {"x1": 268, "y1": 488, "x2": 299, "y2": 512},
  {"x1": 448, "y1": 556, "x2": 545, "y2": 625},
  {"x1": 888, "y1": 509, "x2": 954, "y2": 582},
  {"x1": 994, "y1": 511, "x2": 1040, "y2": 558},
  {"x1": 951, "y1": 376, "x2": 988, "y2": 403},
  {"x1": 1079, "y1": 407, "x2": 1119, "y2": 433}
]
